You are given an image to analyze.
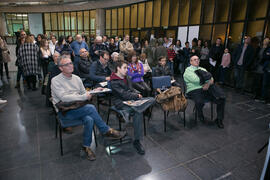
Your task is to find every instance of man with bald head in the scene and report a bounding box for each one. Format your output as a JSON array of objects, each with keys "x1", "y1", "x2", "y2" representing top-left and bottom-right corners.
[
  {"x1": 90, "y1": 35, "x2": 108, "y2": 61},
  {"x1": 77, "y1": 48, "x2": 92, "y2": 86},
  {"x1": 184, "y1": 55, "x2": 225, "y2": 128},
  {"x1": 70, "y1": 34, "x2": 89, "y2": 69}
]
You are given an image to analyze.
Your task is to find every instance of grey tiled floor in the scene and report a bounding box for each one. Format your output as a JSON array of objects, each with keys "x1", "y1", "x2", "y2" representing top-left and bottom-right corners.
[{"x1": 0, "y1": 73, "x2": 269, "y2": 180}]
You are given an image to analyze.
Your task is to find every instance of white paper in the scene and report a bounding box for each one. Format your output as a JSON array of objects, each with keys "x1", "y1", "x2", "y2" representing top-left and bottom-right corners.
[
  {"x1": 99, "y1": 81, "x2": 108, "y2": 87},
  {"x1": 123, "y1": 99, "x2": 150, "y2": 107},
  {"x1": 88, "y1": 88, "x2": 111, "y2": 94},
  {"x1": 209, "y1": 58, "x2": 217, "y2": 67}
]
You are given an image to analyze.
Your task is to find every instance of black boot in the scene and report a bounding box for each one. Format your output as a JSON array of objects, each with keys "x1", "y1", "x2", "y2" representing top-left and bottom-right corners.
[
  {"x1": 215, "y1": 118, "x2": 224, "y2": 129},
  {"x1": 133, "y1": 140, "x2": 145, "y2": 155}
]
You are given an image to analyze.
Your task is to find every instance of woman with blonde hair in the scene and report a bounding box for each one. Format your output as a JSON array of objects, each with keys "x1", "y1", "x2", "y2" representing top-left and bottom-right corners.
[{"x1": 0, "y1": 36, "x2": 10, "y2": 80}]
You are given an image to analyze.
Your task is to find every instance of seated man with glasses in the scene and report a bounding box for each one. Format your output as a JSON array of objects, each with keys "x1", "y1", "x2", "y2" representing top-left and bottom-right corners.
[
  {"x1": 90, "y1": 50, "x2": 111, "y2": 87},
  {"x1": 51, "y1": 55, "x2": 126, "y2": 161},
  {"x1": 183, "y1": 55, "x2": 225, "y2": 128}
]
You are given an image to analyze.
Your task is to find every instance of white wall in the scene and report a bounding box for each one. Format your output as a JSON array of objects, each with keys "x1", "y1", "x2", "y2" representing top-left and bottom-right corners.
[{"x1": 28, "y1": 13, "x2": 43, "y2": 36}]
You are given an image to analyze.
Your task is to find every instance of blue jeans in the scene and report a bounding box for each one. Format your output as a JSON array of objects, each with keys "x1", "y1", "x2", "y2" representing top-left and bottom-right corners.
[
  {"x1": 118, "y1": 97, "x2": 155, "y2": 140},
  {"x1": 167, "y1": 61, "x2": 174, "y2": 76},
  {"x1": 58, "y1": 104, "x2": 109, "y2": 147}
]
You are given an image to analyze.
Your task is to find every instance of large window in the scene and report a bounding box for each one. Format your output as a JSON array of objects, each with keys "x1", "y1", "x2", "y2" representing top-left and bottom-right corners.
[
  {"x1": 5, "y1": 13, "x2": 29, "y2": 36},
  {"x1": 44, "y1": 10, "x2": 96, "y2": 38},
  {"x1": 104, "y1": 0, "x2": 269, "y2": 47}
]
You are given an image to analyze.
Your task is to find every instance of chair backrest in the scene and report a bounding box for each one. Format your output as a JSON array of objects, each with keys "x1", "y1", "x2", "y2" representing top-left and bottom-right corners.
[
  {"x1": 151, "y1": 67, "x2": 156, "y2": 77},
  {"x1": 152, "y1": 76, "x2": 171, "y2": 89}
]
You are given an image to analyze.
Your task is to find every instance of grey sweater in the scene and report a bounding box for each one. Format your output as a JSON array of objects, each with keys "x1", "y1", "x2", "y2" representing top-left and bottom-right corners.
[{"x1": 51, "y1": 73, "x2": 87, "y2": 105}]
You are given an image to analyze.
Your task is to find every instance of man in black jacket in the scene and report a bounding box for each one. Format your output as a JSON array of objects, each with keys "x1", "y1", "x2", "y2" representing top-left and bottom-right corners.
[
  {"x1": 77, "y1": 48, "x2": 92, "y2": 87},
  {"x1": 233, "y1": 36, "x2": 254, "y2": 93},
  {"x1": 89, "y1": 51, "x2": 111, "y2": 87},
  {"x1": 89, "y1": 36, "x2": 108, "y2": 61},
  {"x1": 209, "y1": 38, "x2": 224, "y2": 81},
  {"x1": 110, "y1": 60, "x2": 148, "y2": 155}
]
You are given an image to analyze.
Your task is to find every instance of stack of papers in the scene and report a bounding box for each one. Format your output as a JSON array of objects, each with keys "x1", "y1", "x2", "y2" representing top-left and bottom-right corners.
[
  {"x1": 89, "y1": 88, "x2": 111, "y2": 94},
  {"x1": 123, "y1": 99, "x2": 150, "y2": 106}
]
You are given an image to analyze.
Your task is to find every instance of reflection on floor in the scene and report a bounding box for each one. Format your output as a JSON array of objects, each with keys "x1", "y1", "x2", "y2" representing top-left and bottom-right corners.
[{"x1": 0, "y1": 73, "x2": 269, "y2": 180}]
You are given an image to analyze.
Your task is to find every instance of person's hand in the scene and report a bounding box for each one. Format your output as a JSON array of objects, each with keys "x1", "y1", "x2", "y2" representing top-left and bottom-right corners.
[
  {"x1": 86, "y1": 92, "x2": 92, "y2": 100},
  {"x1": 202, "y1": 83, "x2": 210, "y2": 91},
  {"x1": 138, "y1": 94, "x2": 143, "y2": 98},
  {"x1": 95, "y1": 50, "x2": 99, "y2": 55},
  {"x1": 209, "y1": 79, "x2": 214, "y2": 85},
  {"x1": 105, "y1": 77, "x2": 110, "y2": 81},
  {"x1": 169, "y1": 58, "x2": 173, "y2": 61}
]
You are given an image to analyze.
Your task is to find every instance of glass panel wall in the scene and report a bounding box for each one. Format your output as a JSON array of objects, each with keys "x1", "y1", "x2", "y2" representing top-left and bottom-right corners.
[
  {"x1": 44, "y1": 10, "x2": 96, "y2": 38},
  {"x1": 5, "y1": 13, "x2": 29, "y2": 36}
]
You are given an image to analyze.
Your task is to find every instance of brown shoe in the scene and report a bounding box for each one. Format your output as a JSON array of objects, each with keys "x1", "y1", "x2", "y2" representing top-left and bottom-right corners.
[
  {"x1": 63, "y1": 127, "x2": 73, "y2": 134},
  {"x1": 103, "y1": 128, "x2": 126, "y2": 140},
  {"x1": 83, "y1": 147, "x2": 96, "y2": 161}
]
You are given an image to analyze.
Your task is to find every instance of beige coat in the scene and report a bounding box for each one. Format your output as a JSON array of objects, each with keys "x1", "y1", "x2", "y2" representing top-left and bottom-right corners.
[{"x1": 119, "y1": 40, "x2": 134, "y2": 55}]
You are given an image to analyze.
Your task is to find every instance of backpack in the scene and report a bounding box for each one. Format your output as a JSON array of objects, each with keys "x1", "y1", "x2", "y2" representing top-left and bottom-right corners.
[{"x1": 156, "y1": 86, "x2": 187, "y2": 112}]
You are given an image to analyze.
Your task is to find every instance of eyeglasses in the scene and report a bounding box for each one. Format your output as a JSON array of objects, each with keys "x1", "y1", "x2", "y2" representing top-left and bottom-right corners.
[{"x1": 59, "y1": 62, "x2": 73, "y2": 67}]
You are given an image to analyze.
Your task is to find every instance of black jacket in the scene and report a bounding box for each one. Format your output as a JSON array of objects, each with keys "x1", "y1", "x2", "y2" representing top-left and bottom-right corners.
[
  {"x1": 77, "y1": 57, "x2": 92, "y2": 78},
  {"x1": 233, "y1": 44, "x2": 254, "y2": 68},
  {"x1": 209, "y1": 44, "x2": 224, "y2": 65},
  {"x1": 154, "y1": 65, "x2": 172, "y2": 77},
  {"x1": 89, "y1": 60, "x2": 111, "y2": 85},
  {"x1": 110, "y1": 72, "x2": 139, "y2": 109},
  {"x1": 89, "y1": 44, "x2": 108, "y2": 61},
  {"x1": 133, "y1": 42, "x2": 141, "y2": 55}
]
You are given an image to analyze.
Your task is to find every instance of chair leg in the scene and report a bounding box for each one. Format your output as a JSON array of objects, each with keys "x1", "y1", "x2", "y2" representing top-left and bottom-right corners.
[
  {"x1": 143, "y1": 115, "x2": 146, "y2": 136},
  {"x1": 55, "y1": 116, "x2": 58, "y2": 139},
  {"x1": 59, "y1": 126, "x2": 63, "y2": 156},
  {"x1": 183, "y1": 110, "x2": 186, "y2": 127},
  {"x1": 195, "y1": 107, "x2": 198, "y2": 124},
  {"x1": 164, "y1": 111, "x2": 167, "y2": 132},
  {"x1": 211, "y1": 102, "x2": 213, "y2": 121},
  {"x1": 93, "y1": 126, "x2": 98, "y2": 148},
  {"x1": 106, "y1": 109, "x2": 111, "y2": 125}
]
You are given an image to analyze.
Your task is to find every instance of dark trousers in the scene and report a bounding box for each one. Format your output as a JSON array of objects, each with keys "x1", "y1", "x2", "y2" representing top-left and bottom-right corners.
[
  {"x1": 16, "y1": 66, "x2": 24, "y2": 82},
  {"x1": 25, "y1": 75, "x2": 37, "y2": 89},
  {"x1": 252, "y1": 72, "x2": 263, "y2": 98},
  {"x1": 0, "y1": 62, "x2": 9, "y2": 79},
  {"x1": 262, "y1": 71, "x2": 270, "y2": 101},
  {"x1": 132, "y1": 81, "x2": 151, "y2": 97},
  {"x1": 209, "y1": 64, "x2": 219, "y2": 81},
  {"x1": 234, "y1": 65, "x2": 245, "y2": 90},
  {"x1": 187, "y1": 88, "x2": 225, "y2": 120},
  {"x1": 218, "y1": 66, "x2": 229, "y2": 83}
]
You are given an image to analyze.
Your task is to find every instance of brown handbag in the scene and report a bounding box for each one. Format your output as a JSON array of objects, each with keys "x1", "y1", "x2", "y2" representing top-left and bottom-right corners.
[
  {"x1": 156, "y1": 86, "x2": 187, "y2": 112},
  {"x1": 56, "y1": 100, "x2": 90, "y2": 115}
]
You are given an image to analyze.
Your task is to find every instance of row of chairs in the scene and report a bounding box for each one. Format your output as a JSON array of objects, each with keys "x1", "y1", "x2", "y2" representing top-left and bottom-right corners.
[{"x1": 52, "y1": 76, "x2": 213, "y2": 155}]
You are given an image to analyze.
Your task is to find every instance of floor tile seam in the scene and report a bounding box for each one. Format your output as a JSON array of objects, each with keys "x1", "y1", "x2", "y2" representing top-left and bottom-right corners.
[
  {"x1": 0, "y1": 161, "x2": 41, "y2": 173},
  {"x1": 182, "y1": 164, "x2": 203, "y2": 180},
  {"x1": 255, "y1": 113, "x2": 270, "y2": 120},
  {"x1": 146, "y1": 135, "x2": 179, "y2": 162}
]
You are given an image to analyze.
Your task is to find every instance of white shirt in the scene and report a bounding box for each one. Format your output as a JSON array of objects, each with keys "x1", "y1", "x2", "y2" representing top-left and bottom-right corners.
[{"x1": 49, "y1": 40, "x2": 58, "y2": 55}]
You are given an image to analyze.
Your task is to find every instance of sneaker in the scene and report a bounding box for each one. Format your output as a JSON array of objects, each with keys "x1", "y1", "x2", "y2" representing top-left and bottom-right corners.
[
  {"x1": 82, "y1": 147, "x2": 96, "y2": 161},
  {"x1": 0, "y1": 99, "x2": 7, "y2": 104},
  {"x1": 133, "y1": 140, "x2": 145, "y2": 155},
  {"x1": 103, "y1": 128, "x2": 126, "y2": 140}
]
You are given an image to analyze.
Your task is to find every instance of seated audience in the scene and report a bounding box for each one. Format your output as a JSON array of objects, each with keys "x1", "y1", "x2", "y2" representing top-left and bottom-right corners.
[
  {"x1": 110, "y1": 60, "x2": 155, "y2": 155},
  {"x1": 154, "y1": 56, "x2": 180, "y2": 87},
  {"x1": 183, "y1": 55, "x2": 225, "y2": 128},
  {"x1": 90, "y1": 50, "x2": 111, "y2": 87},
  {"x1": 51, "y1": 55, "x2": 126, "y2": 161},
  {"x1": 70, "y1": 34, "x2": 89, "y2": 68},
  {"x1": 139, "y1": 53, "x2": 152, "y2": 84},
  {"x1": 108, "y1": 52, "x2": 120, "y2": 72},
  {"x1": 90, "y1": 36, "x2": 108, "y2": 61},
  {"x1": 127, "y1": 51, "x2": 151, "y2": 97},
  {"x1": 77, "y1": 48, "x2": 92, "y2": 87}
]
